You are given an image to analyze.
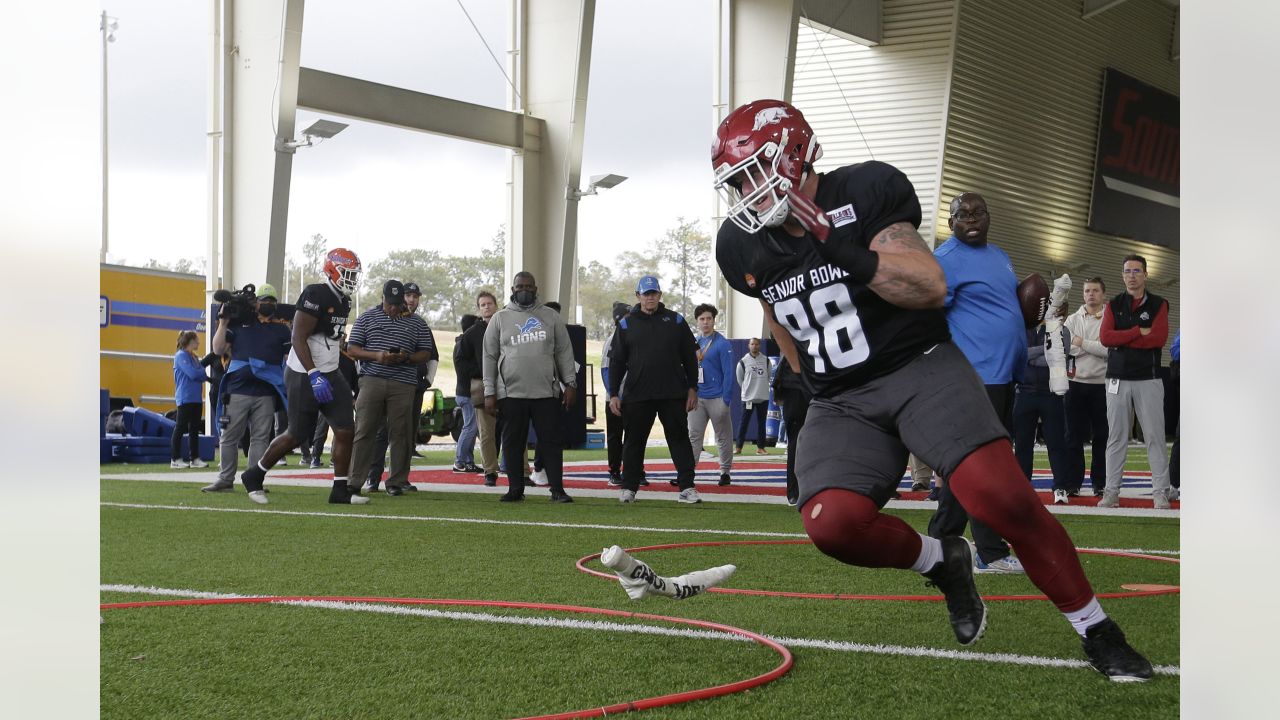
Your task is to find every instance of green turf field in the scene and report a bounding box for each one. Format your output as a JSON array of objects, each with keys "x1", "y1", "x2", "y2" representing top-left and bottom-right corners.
[{"x1": 100, "y1": 448, "x2": 1179, "y2": 719}]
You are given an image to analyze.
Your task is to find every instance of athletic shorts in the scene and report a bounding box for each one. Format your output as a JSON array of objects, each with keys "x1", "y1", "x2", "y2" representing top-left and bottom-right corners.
[
  {"x1": 285, "y1": 367, "x2": 354, "y2": 443},
  {"x1": 793, "y1": 341, "x2": 1008, "y2": 509}
]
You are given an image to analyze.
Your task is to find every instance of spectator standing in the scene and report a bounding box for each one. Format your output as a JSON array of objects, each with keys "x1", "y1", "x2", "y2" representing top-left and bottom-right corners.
[
  {"x1": 458, "y1": 291, "x2": 501, "y2": 486},
  {"x1": 601, "y1": 302, "x2": 630, "y2": 486},
  {"x1": 482, "y1": 271, "x2": 577, "y2": 503},
  {"x1": 240, "y1": 247, "x2": 365, "y2": 505},
  {"x1": 1012, "y1": 310, "x2": 1074, "y2": 503},
  {"x1": 202, "y1": 284, "x2": 291, "y2": 492},
  {"x1": 1098, "y1": 255, "x2": 1172, "y2": 509},
  {"x1": 608, "y1": 275, "x2": 701, "y2": 504},
  {"x1": 686, "y1": 303, "x2": 737, "y2": 486},
  {"x1": 928, "y1": 192, "x2": 1026, "y2": 574},
  {"x1": 170, "y1": 330, "x2": 208, "y2": 468},
  {"x1": 200, "y1": 350, "x2": 227, "y2": 436},
  {"x1": 452, "y1": 313, "x2": 482, "y2": 473},
  {"x1": 735, "y1": 338, "x2": 772, "y2": 456},
  {"x1": 1064, "y1": 277, "x2": 1110, "y2": 496},
  {"x1": 347, "y1": 280, "x2": 435, "y2": 497}
]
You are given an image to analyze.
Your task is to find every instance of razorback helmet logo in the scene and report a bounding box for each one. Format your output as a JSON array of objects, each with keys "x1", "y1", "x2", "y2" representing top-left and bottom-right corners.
[{"x1": 712, "y1": 100, "x2": 822, "y2": 235}]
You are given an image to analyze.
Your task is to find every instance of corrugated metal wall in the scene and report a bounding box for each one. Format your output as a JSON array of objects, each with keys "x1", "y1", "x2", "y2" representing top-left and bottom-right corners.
[
  {"x1": 942, "y1": 0, "x2": 1180, "y2": 346},
  {"x1": 792, "y1": 0, "x2": 958, "y2": 245}
]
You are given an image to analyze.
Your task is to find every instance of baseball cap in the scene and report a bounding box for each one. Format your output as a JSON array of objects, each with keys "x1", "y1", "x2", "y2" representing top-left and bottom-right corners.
[
  {"x1": 403, "y1": 282, "x2": 421, "y2": 296},
  {"x1": 257, "y1": 283, "x2": 278, "y2": 301},
  {"x1": 636, "y1": 275, "x2": 661, "y2": 294},
  {"x1": 383, "y1": 279, "x2": 406, "y2": 304}
]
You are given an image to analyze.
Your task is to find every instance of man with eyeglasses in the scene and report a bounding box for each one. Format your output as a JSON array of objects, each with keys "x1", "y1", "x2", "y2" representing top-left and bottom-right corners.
[
  {"x1": 927, "y1": 192, "x2": 1027, "y2": 574},
  {"x1": 1097, "y1": 255, "x2": 1172, "y2": 509}
]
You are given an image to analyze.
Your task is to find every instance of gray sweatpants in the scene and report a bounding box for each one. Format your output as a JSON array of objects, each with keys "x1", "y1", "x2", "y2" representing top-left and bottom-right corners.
[
  {"x1": 688, "y1": 397, "x2": 734, "y2": 473},
  {"x1": 1104, "y1": 378, "x2": 1171, "y2": 496},
  {"x1": 218, "y1": 394, "x2": 277, "y2": 484}
]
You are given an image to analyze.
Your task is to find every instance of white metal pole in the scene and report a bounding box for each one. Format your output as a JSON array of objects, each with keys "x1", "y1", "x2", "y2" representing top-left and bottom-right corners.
[{"x1": 100, "y1": 10, "x2": 110, "y2": 264}]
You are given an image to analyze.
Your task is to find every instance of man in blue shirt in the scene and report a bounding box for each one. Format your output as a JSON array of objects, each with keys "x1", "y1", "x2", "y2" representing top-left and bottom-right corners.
[
  {"x1": 203, "y1": 284, "x2": 292, "y2": 493},
  {"x1": 928, "y1": 192, "x2": 1027, "y2": 574},
  {"x1": 686, "y1": 303, "x2": 738, "y2": 486}
]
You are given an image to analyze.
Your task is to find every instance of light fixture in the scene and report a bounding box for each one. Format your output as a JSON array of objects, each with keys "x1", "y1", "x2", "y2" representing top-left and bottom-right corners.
[
  {"x1": 277, "y1": 119, "x2": 349, "y2": 153},
  {"x1": 568, "y1": 173, "x2": 628, "y2": 200}
]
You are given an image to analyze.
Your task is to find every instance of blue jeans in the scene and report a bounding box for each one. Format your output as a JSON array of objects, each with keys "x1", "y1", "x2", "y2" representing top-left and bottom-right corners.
[{"x1": 455, "y1": 393, "x2": 478, "y2": 465}]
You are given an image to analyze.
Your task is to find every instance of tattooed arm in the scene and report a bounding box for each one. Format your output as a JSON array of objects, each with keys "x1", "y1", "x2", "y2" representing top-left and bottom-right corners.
[{"x1": 865, "y1": 221, "x2": 946, "y2": 309}]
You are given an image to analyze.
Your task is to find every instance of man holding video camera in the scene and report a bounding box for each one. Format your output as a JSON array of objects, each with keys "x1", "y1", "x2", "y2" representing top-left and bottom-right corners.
[
  {"x1": 202, "y1": 283, "x2": 291, "y2": 493},
  {"x1": 346, "y1": 280, "x2": 436, "y2": 496}
]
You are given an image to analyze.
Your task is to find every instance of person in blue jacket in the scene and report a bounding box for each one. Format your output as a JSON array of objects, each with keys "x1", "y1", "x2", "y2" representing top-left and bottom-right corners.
[
  {"x1": 686, "y1": 303, "x2": 738, "y2": 486},
  {"x1": 171, "y1": 330, "x2": 209, "y2": 468}
]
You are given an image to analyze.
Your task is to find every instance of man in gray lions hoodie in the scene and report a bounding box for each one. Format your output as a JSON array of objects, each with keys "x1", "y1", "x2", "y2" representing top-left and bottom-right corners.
[{"x1": 482, "y1": 271, "x2": 578, "y2": 503}]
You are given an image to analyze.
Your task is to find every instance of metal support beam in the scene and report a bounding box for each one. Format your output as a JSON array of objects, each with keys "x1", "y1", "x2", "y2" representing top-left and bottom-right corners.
[
  {"x1": 222, "y1": 0, "x2": 303, "y2": 295},
  {"x1": 718, "y1": 0, "x2": 801, "y2": 339},
  {"x1": 1082, "y1": 0, "x2": 1129, "y2": 21},
  {"x1": 510, "y1": 0, "x2": 596, "y2": 305},
  {"x1": 296, "y1": 68, "x2": 542, "y2": 150}
]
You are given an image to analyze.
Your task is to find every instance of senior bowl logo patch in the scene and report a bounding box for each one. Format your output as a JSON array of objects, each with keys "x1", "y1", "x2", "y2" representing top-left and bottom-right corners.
[{"x1": 826, "y1": 203, "x2": 857, "y2": 228}]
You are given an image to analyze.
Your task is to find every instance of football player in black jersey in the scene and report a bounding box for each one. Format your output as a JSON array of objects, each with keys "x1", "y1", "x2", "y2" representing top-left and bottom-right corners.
[
  {"x1": 240, "y1": 247, "x2": 370, "y2": 506},
  {"x1": 712, "y1": 100, "x2": 1151, "y2": 681}
]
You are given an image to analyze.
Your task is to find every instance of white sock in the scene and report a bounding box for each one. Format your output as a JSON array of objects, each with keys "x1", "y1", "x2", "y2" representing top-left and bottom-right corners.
[
  {"x1": 911, "y1": 534, "x2": 944, "y2": 573},
  {"x1": 1066, "y1": 597, "x2": 1107, "y2": 636}
]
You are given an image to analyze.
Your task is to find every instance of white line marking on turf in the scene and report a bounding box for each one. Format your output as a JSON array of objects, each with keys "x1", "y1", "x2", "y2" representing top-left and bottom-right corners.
[
  {"x1": 100, "y1": 584, "x2": 1178, "y2": 677},
  {"x1": 99, "y1": 502, "x2": 810, "y2": 538},
  {"x1": 98, "y1": 502, "x2": 1182, "y2": 556}
]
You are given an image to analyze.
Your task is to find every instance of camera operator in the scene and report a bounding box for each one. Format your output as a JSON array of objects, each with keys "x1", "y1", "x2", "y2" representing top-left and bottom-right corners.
[
  {"x1": 202, "y1": 283, "x2": 291, "y2": 493},
  {"x1": 347, "y1": 280, "x2": 435, "y2": 497},
  {"x1": 239, "y1": 247, "x2": 366, "y2": 505}
]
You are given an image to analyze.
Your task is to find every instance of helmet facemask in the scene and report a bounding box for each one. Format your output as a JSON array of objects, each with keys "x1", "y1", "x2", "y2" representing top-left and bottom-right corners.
[
  {"x1": 713, "y1": 132, "x2": 794, "y2": 234},
  {"x1": 333, "y1": 264, "x2": 361, "y2": 296}
]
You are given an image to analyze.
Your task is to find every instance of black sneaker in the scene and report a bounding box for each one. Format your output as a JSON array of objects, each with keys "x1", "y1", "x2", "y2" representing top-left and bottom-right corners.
[
  {"x1": 910, "y1": 481, "x2": 929, "y2": 492},
  {"x1": 499, "y1": 493, "x2": 524, "y2": 503},
  {"x1": 483, "y1": 473, "x2": 498, "y2": 487},
  {"x1": 452, "y1": 463, "x2": 468, "y2": 473},
  {"x1": 669, "y1": 479, "x2": 679, "y2": 487},
  {"x1": 638, "y1": 477, "x2": 650, "y2": 487},
  {"x1": 549, "y1": 491, "x2": 574, "y2": 504},
  {"x1": 607, "y1": 472, "x2": 623, "y2": 487},
  {"x1": 386, "y1": 485, "x2": 404, "y2": 497},
  {"x1": 401, "y1": 483, "x2": 418, "y2": 492},
  {"x1": 922, "y1": 537, "x2": 988, "y2": 646},
  {"x1": 240, "y1": 464, "x2": 266, "y2": 493},
  {"x1": 786, "y1": 494, "x2": 798, "y2": 507},
  {"x1": 1082, "y1": 618, "x2": 1154, "y2": 682},
  {"x1": 467, "y1": 464, "x2": 483, "y2": 473},
  {"x1": 718, "y1": 473, "x2": 731, "y2": 487}
]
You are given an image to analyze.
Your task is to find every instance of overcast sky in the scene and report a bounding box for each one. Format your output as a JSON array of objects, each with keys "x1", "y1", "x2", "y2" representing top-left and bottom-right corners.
[{"x1": 103, "y1": 0, "x2": 715, "y2": 272}]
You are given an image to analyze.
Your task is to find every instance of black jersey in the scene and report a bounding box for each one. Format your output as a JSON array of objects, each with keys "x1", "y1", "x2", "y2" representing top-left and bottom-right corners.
[
  {"x1": 286, "y1": 281, "x2": 352, "y2": 373},
  {"x1": 716, "y1": 161, "x2": 949, "y2": 396}
]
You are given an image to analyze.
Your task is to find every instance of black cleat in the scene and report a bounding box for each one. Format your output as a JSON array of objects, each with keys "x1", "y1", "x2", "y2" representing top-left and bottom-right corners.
[
  {"x1": 328, "y1": 485, "x2": 370, "y2": 505},
  {"x1": 1082, "y1": 618, "x2": 1154, "y2": 682},
  {"x1": 499, "y1": 493, "x2": 525, "y2": 503},
  {"x1": 923, "y1": 537, "x2": 988, "y2": 646},
  {"x1": 240, "y1": 464, "x2": 266, "y2": 493},
  {"x1": 718, "y1": 473, "x2": 731, "y2": 487},
  {"x1": 385, "y1": 485, "x2": 404, "y2": 497},
  {"x1": 549, "y1": 491, "x2": 574, "y2": 504},
  {"x1": 607, "y1": 472, "x2": 623, "y2": 487}
]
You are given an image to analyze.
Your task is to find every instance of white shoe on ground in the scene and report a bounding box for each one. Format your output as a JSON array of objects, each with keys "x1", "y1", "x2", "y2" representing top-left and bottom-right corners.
[{"x1": 247, "y1": 491, "x2": 269, "y2": 505}]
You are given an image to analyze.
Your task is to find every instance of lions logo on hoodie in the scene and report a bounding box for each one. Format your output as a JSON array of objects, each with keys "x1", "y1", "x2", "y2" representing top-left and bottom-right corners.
[{"x1": 510, "y1": 316, "x2": 548, "y2": 345}]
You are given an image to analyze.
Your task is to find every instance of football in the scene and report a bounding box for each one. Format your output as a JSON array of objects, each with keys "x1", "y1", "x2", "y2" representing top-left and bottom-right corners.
[{"x1": 1017, "y1": 273, "x2": 1050, "y2": 327}]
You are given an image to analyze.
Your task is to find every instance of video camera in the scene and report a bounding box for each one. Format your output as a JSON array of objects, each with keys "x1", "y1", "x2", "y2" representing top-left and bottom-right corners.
[{"x1": 213, "y1": 284, "x2": 258, "y2": 324}]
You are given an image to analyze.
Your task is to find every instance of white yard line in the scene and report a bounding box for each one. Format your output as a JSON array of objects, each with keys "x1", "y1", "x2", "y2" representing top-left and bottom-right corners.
[
  {"x1": 99, "y1": 584, "x2": 1178, "y2": 677},
  {"x1": 98, "y1": 501, "x2": 1179, "y2": 556}
]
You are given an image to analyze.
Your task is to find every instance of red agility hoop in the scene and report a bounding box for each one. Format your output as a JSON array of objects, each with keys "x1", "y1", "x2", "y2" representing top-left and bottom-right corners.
[
  {"x1": 575, "y1": 540, "x2": 1180, "y2": 602},
  {"x1": 100, "y1": 595, "x2": 793, "y2": 720}
]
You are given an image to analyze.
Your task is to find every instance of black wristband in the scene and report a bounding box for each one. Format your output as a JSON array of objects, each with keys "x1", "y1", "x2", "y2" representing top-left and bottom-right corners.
[{"x1": 813, "y1": 237, "x2": 880, "y2": 284}]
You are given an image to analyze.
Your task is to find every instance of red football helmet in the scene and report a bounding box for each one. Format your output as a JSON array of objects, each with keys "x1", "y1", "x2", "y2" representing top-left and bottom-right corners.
[
  {"x1": 712, "y1": 99, "x2": 822, "y2": 233},
  {"x1": 323, "y1": 248, "x2": 362, "y2": 296}
]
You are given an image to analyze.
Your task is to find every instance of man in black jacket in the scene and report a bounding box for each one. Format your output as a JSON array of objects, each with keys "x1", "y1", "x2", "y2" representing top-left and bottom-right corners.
[
  {"x1": 608, "y1": 275, "x2": 700, "y2": 504},
  {"x1": 458, "y1": 291, "x2": 500, "y2": 486}
]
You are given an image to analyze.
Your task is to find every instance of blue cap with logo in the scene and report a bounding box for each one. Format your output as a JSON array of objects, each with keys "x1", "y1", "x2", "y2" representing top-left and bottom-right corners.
[{"x1": 636, "y1": 275, "x2": 662, "y2": 294}]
